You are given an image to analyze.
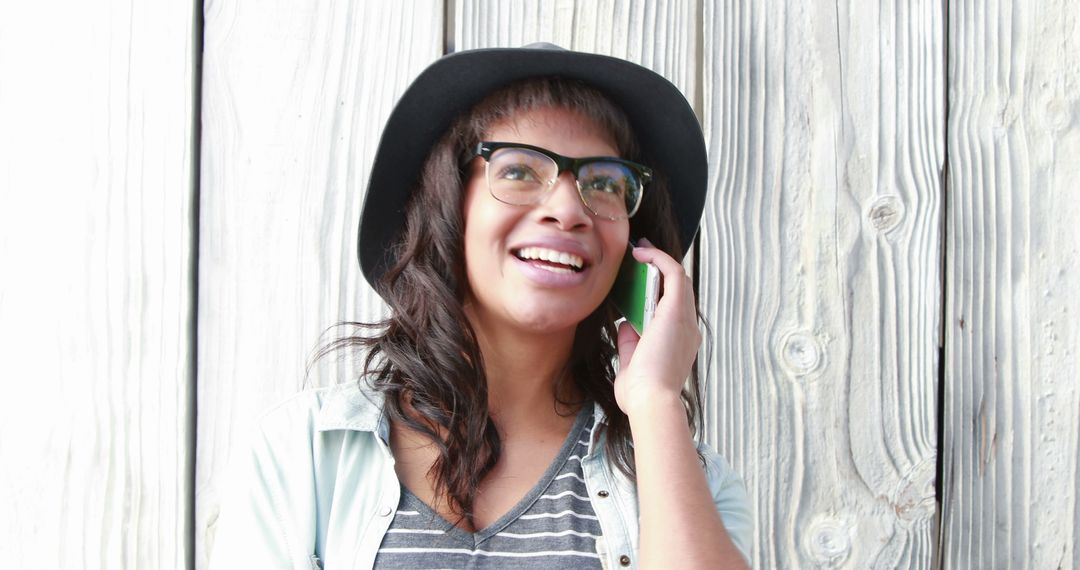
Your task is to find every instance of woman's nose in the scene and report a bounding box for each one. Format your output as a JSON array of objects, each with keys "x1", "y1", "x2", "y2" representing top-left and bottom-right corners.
[{"x1": 536, "y1": 172, "x2": 593, "y2": 229}]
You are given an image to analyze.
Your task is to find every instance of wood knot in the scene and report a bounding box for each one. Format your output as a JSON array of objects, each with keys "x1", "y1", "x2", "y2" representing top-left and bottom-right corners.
[
  {"x1": 868, "y1": 195, "x2": 904, "y2": 233},
  {"x1": 803, "y1": 515, "x2": 852, "y2": 566},
  {"x1": 891, "y1": 457, "x2": 937, "y2": 522},
  {"x1": 1041, "y1": 95, "x2": 1070, "y2": 132},
  {"x1": 778, "y1": 330, "x2": 825, "y2": 378}
]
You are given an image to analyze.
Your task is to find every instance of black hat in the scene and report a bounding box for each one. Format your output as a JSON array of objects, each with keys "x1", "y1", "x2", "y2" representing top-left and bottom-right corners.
[{"x1": 358, "y1": 43, "x2": 707, "y2": 289}]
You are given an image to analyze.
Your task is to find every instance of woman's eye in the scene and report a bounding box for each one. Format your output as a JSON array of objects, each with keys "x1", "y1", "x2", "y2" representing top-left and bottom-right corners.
[
  {"x1": 583, "y1": 176, "x2": 623, "y2": 195},
  {"x1": 497, "y1": 164, "x2": 540, "y2": 182}
]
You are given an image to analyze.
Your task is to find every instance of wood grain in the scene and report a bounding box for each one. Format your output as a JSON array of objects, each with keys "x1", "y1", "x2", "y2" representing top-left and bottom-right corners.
[
  {"x1": 195, "y1": 0, "x2": 443, "y2": 566},
  {"x1": 699, "y1": 1, "x2": 944, "y2": 566},
  {"x1": 456, "y1": 0, "x2": 698, "y2": 110},
  {"x1": 0, "y1": 2, "x2": 197, "y2": 568},
  {"x1": 942, "y1": 0, "x2": 1080, "y2": 567}
]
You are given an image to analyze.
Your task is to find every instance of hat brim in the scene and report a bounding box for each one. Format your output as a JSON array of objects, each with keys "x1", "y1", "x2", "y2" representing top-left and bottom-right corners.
[{"x1": 358, "y1": 46, "x2": 707, "y2": 289}]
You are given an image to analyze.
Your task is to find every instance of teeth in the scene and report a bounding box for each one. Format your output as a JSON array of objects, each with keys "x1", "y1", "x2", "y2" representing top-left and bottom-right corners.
[
  {"x1": 536, "y1": 265, "x2": 574, "y2": 274},
  {"x1": 516, "y1": 247, "x2": 584, "y2": 270}
]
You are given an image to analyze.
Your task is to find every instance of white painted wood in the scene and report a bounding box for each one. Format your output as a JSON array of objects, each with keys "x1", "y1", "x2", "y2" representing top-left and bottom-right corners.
[
  {"x1": 0, "y1": 2, "x2": 197, "y2": 568},
  {"x1": 456, "y1": 0, "x2": 698, "y2": 110},
  {"x1": 195, "y1": 0, "x2": 443, "y2": 566},
  {"x1": 700, "y1": 1, "x2": 944, "y2": 567},
  {"x1": 941, "y1": 0, "x2": 1080, "y2": 567}
]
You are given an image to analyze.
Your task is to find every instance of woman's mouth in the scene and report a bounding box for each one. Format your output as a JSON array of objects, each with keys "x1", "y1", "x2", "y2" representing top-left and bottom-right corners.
[{"x1": 512, "y1": 246, "x2": 585, "y2": 274}]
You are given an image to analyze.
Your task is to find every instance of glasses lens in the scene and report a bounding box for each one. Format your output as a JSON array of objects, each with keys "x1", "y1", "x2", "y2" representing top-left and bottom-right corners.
[
  {"x1": 486, "y1": 147, "x2": 556, "y2": 205},
  {"x1": 577, "y1": 161, "x2": 641, "y2": 219}
]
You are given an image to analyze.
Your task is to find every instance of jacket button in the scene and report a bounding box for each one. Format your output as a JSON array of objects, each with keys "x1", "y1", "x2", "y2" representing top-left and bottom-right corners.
[
  {"x1": 597, "y1": 490, "x2": 609, "y2": 498},
  {"x1": 377, "y1": 505, "x2": 393, "y2": 517},
  {"x1": 619, "y1": 554, "x2": 631, "y2": 566}
]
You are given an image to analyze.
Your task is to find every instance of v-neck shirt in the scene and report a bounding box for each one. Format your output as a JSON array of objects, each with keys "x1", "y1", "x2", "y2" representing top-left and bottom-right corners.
[{"x1": 373, "y1": 406, "x2": 603, "y2": 569}]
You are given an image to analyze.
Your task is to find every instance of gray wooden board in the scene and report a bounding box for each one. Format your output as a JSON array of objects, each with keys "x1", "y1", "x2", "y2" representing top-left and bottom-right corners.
[
  {"x1": 700, "y1": 0, "x2": 944, "y2": 566},
  {"x1": 942, "y1": 0, "x2": 1080, "y2": 567},
  {"x1": 195, "y1": 0, "x2": 443, "y2": 566}
]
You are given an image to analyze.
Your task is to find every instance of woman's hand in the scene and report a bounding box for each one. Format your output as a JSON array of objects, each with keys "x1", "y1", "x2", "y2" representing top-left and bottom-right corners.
[
  {"x1": 613, "y1": 240, "x2": 749, "y2": 569},
  {"x1": 613, "y1": 238, "x2": 702, "y2": 418}
]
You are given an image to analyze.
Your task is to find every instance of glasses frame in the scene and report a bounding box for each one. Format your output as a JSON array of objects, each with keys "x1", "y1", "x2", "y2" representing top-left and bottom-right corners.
[{"x1": 474, "y1": 141, "x2": 652, "y2": 220}]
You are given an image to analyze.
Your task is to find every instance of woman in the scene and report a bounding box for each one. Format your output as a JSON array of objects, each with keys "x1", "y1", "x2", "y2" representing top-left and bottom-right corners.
[{"x1": 210, "y1": 43, "x2": 751, "y2": 569}]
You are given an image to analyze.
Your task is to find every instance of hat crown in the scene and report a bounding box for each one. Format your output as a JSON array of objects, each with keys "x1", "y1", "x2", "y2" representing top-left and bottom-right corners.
[{"x1": 520, "y1": 41, "x2": 564, "y2": 51}]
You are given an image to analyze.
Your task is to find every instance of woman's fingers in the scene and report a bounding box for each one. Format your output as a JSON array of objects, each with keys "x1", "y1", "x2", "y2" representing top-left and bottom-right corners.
[
  {"x1": 616, "y1": 320, "x2": 640, "y2": 371},
  {"x1": 612, "y1": 239, "x2": 702, "y2": 417},
  {"x1": 630, "y1": 240, "x2": 695, "y2": 323}
]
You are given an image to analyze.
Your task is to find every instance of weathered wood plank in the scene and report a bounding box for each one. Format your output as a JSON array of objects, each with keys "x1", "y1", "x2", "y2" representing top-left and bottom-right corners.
[
  {"x1": 942, "y1": 0, "x2": 1080, "y2": 567},
  {"x1": 456, "y1": 0, "x2": 698, "y2": 108},
  {"x1": 700, "y1": 1, "x2": 944, "y2": 566},
  {"x1": 195, "y1": 0, "x2": 443, "y2": 566},
  {"x1": 0, "y1": 2, "x2": 197, "y2": 568}
]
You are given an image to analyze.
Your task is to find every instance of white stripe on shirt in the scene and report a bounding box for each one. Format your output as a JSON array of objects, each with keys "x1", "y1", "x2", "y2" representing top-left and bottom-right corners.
[
  {"x1": 386, "y1": 528, "x2": 446, "y2": 535},
  {"x1": 376, "y1": 547, "x2": 600, "y2": 559},
  {"x1": 555, "y1": 472, "x2": 586, "y2": 483},
  {"x1": 496, "y1": 529, "x2": 601, "y2": 539},
  {"x1": 538, "y1": 490, "x2": 590, "y2": 501},
  {"x1": 519, "y1": 510, "x2": 599, "y2": 521}
]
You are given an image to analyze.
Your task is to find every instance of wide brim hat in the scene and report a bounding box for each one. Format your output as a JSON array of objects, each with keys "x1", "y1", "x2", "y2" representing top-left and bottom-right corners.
[{"x1": 358, "y1": 43, "x2": 707, "y2": 289}]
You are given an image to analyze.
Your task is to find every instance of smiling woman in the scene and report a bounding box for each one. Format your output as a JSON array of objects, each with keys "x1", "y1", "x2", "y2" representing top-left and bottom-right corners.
[
  {"x1": 462, "y1": 107, "x2": 630, "y2": 337},
  {"x1": 209, "y1": 43, "x2": 752, "y2": 570}
]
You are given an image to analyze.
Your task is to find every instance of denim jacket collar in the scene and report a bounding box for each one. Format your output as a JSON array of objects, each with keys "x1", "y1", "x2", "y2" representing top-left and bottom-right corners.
[{"x1": 313, "y1": 381, "x2": 389, "y2": 440}]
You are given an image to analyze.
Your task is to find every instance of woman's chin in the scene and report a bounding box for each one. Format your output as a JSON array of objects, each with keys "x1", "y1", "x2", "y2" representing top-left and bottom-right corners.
[
  {"x1": 505, "y1": 306, "x2": 594, "y2": 336},
  {"x1": 464, "y1": 289, "x2": 605, "y2": 338}
]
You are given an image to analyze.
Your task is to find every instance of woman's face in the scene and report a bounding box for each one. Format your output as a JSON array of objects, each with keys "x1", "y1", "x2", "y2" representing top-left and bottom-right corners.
[{"x1": 461, "y1": 106, "x2": 631, "y2": 337}]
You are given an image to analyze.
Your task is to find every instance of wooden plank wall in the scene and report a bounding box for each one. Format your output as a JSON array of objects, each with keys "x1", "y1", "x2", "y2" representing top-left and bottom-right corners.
[
  {"x1": 195, "y1": 0, "x2": 443, "y2": 564},
  {"x1": 941, "y1": 0, "x2": 1080, "y2": 567},
  {"x1": 0, "y1": 1, "x2": 197, "y2": 568},
  {"x1": 2, "y1": 0, "x2": 1079, "y2": 568},
  {"x1": 700, "y1": 0, "x2": 944, "y2": 567}
]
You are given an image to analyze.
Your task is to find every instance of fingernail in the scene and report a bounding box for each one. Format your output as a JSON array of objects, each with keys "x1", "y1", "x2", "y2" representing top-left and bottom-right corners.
[{"x1": 639, "y1": 237, "x2": 654, "y2": 247}]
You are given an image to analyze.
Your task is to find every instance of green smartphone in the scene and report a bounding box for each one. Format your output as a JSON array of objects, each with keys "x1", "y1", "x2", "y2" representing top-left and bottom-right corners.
[{"x1": 611, "y1": 241, "x2": 660, "y2": 335}]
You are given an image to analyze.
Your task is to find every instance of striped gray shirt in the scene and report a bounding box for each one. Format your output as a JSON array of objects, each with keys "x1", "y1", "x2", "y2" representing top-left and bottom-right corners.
[{"x1": 373, "y1": 407, "x2": 603, "y2": 569}]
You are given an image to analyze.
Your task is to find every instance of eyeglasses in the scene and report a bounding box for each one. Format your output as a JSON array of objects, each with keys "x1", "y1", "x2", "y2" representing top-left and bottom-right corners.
[{"x1": 474, "y1": 142, "x2": 652, "y2": 220}]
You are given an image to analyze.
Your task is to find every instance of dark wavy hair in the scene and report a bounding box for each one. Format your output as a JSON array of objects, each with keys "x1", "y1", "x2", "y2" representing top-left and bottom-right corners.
[{"x1": 312, "y1": 77, "x2": 703, "y2": 526}]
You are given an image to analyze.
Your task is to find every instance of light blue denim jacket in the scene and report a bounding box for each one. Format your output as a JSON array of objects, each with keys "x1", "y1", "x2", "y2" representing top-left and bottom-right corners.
[{"x1": 209, "y1": 382, "x2": 752, "y2": 569}]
